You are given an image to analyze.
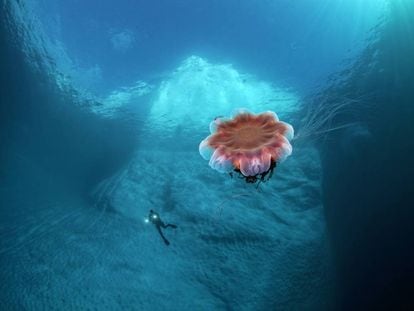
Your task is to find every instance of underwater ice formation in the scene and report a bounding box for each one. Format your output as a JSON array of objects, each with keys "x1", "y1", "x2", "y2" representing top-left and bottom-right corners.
[{"x1": 145, "y1": 56, "x2": 298, "y2": 133}]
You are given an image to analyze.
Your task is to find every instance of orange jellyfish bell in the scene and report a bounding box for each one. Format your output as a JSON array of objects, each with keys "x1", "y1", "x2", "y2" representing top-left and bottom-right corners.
[{"x1": 199, "y1": 109, "x2": 294, "y2": 183}]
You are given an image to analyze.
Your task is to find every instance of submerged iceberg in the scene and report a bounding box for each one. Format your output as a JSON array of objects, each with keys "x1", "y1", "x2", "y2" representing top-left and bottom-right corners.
[{"x1": 89, "y1": 56, "x2": 329, "y2": 309}]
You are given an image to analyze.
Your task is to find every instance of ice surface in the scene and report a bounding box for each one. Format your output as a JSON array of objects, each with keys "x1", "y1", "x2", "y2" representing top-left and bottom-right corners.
[
  {"x1": 80, "y1": 58, "x2": 330, "y2": 308},
  {"x1": 140, "y1": 56, "x2": 299, "y2": 149},
  {"x1": 0, "y1": 52, "x2": 330, "y2": 309},
  {"x1": 91, "y1": 147, "x2": 327, "y2": 310},
  {"x1": 90, "y1": 81, "x2": 153, "y2": 118},
  {"x1": 0, "y1": 146, "x2": 329, "y2": 310}
]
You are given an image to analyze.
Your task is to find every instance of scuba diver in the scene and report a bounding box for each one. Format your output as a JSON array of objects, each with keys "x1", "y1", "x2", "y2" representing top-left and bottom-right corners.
[{"x1": 147, "y1": 210, "x2": 177, "y2": 246}]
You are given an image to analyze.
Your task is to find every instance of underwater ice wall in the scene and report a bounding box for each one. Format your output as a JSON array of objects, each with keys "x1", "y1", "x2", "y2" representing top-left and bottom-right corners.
[
  {"x1": 0, "y1": 0, "x2": 137, "y2": 192},
  {"x1": 3, "y1": 0, "x2": 381, "y2": 308},
  {"x1": 0, "y1": 2, "x2": 145, "y2": 309},
  {"x1": 318, "y1": 1, "x2": 414, "y2": 309}
]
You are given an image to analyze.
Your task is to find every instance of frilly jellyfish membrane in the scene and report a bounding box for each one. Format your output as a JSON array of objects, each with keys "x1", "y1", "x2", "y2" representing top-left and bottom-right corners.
[
  {"x1": 199, "y1": 109, "x2": 294, "y2": 186},
  {"x1": 200, "y1": 93, "x2": 371, "y2": 188}
]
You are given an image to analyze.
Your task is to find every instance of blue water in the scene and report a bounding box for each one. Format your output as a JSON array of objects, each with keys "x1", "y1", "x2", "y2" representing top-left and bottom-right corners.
[{"x1": 1, "y1": 0, "x2": 413, "y2": 310}]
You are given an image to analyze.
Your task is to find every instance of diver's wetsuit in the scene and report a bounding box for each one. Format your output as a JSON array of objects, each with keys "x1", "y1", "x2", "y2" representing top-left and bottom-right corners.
[{"x1": 148, "y1": 210, "x2": 177, "y2": 246}]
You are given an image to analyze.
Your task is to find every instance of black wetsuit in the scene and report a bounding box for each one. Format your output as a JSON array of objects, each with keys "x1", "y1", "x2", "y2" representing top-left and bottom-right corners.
[{"x1": 148, "y1": 210, "x2": 177, "y2": 245}]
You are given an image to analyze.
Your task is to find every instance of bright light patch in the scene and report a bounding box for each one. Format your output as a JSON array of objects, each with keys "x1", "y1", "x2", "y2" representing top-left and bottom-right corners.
[{"x1": 147, "y1": 56, "x2": 299, "y2": 133}]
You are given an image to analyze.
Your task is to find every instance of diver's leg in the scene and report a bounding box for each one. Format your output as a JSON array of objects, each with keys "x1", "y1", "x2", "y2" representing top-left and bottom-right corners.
[
  {"x1": 156, "y1": 226, "x2": 170, "y2": 245},
  {"x1": 165, "y1": 224, "x2": 177, "y2": 229}
]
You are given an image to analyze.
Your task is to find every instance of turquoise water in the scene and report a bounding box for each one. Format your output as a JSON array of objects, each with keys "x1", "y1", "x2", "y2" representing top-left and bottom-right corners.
[{"x1": 1, "y1": 1, "x2": 413, "y2": 310}]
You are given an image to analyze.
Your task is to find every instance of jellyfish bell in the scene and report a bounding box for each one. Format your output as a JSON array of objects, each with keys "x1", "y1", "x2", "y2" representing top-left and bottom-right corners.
[{"x1": 199, "y1": 109, "x2": 294, "y2": 184}]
